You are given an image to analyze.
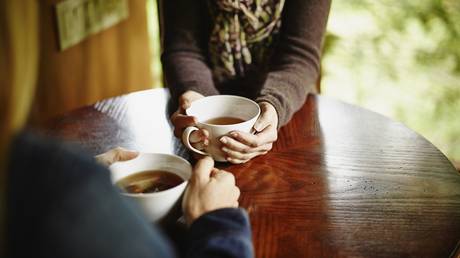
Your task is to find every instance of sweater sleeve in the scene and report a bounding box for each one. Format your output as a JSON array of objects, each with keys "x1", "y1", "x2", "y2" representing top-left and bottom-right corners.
[
  {"x1": 256, "y1": 0, "x2": 331, "y2": 127},
  {"x1": 161, "y1": 0, "x2": 219, "y2": 101},
  {"x1": 186, "y1": 208, "x2": 254, "y2": 258}
]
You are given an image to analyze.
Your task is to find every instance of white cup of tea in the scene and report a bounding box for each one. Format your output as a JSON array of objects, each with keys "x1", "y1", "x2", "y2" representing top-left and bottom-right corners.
[
  {"x1": 109, "y1": 153, "x2": 192, "y2": 223},
  {"x1": 182, "y1": 95, "x2": 260, "y2": 162}
]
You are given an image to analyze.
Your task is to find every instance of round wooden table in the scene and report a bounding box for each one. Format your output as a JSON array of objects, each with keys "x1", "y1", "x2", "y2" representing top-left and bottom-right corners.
[{"x1": 44, "y1": 88, "x2": 460, "y2": 258}]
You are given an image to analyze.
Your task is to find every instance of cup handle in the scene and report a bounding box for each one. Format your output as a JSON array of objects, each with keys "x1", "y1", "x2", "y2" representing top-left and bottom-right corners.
[{"x1": 182, "y1": 126, "x2": 209, "y2": 156}]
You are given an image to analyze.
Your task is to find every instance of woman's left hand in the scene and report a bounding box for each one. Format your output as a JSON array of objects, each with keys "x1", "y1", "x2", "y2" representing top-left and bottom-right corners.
[
  {"x1": 95, "y1": 147, "x2": 139, "y2": 166},
  {"x1": 219, "y1": 102, "x2": 278, "y2": 164}
]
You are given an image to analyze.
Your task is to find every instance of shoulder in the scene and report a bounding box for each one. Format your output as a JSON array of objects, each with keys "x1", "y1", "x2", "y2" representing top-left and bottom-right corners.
[
  {"x1": 8, "y1": 131, "x2": 110, "y2": 197},
  {"x1": 7, "y1": 132, "x2": 176, "y2": 258},
  {"x1": 11, "y1": 131, "x2": 95, "y2": 163}
]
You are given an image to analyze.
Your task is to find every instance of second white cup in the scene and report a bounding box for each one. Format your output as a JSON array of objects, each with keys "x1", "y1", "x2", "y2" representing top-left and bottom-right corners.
[{"x1": 109, "y1": 153, "x2": 192, "y2": 223}]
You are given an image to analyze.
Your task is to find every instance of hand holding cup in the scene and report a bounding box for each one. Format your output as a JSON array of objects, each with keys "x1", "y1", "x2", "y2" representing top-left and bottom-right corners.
[
  {"x1": 171, "y1": 90, "x2": 210, "y2": 151},
  {"x1": 182, "y1": 157, "x2": 240, "y2": 225}
]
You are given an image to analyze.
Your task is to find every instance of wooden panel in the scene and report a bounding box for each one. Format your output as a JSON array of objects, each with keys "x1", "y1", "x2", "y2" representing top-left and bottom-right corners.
[{"x1": 32, "y1": 0, "x2": 152, "y2": 124}]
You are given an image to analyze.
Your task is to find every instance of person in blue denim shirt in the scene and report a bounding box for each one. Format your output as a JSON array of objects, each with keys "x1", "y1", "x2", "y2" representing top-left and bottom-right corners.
[
  {"x1": 7, "y1": 134, "x2": 253, "y2": 258},
  {"x1": 1, "y1": 1, "x2": 253, "y2": 257}
]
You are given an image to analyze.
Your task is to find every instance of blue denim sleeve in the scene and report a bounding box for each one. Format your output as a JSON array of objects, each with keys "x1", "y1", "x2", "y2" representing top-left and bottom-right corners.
[
  {"x1": 8, "y1": 132, "x2": 176, "y2": 258},
  {"x1": 185, "y1": 208, "x2": 254, "y2": 258}
]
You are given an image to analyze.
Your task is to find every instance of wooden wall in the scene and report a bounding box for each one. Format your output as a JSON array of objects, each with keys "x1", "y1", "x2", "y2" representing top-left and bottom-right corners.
[{"x1": 32, "y1": 0, "x2": 153, "y2": 123}]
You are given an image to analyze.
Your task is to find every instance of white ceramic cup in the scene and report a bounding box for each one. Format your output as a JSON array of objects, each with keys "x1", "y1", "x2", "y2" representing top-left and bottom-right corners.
[
  {"x1": 182, "y1": 95, "x2": 260, "y2": 162},
  {"x1": 109, "y1": 153, "x2": 192, "y2": 223}
]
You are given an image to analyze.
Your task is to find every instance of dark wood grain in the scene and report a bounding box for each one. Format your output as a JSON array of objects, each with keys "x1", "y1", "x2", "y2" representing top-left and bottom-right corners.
[{"x1": 43, "y1": 88, "x2": 460, "y2": 258}]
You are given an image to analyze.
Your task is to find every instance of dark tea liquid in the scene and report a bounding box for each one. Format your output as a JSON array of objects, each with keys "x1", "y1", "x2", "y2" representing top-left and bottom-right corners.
[
  {"x1": 116, "y1": 170, "x2": 184, "y2": 194},
  {"x1": 203, "y1": 116, "x2": 245, "y2": 125}
]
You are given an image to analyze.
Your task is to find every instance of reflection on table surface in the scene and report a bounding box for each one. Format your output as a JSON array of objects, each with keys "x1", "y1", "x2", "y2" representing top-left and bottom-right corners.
[{"x1": 44, "y1": 88, "x2": 460, "y2": 258}]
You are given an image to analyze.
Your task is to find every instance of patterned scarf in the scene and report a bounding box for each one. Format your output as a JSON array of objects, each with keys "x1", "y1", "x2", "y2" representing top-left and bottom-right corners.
[{"x1": 208, "y1": 0, "x2": 285, "y2": 82}]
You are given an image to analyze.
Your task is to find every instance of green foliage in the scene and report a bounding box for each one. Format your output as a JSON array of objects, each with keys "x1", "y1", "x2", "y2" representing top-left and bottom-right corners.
[{"x1": 323, "y1": 0, "x2": 460, "y2": 161}]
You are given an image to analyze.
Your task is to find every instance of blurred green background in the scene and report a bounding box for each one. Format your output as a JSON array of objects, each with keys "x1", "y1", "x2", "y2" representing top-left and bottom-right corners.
[
  {"x1": 322, "y1": 0, "x2": 460, "y2": 164},
  {"x1": 146, "y1": 0, "x2": 460, "y2": 164}
]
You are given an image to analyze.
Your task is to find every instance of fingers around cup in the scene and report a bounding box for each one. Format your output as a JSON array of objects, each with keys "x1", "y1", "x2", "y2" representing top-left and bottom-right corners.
[
  {"x1": 220, "y1": 136, "x2": 251, "y2": 153},
  {"x1": 182, "y1": 126, "x2": 208, "y2": 156},
  {"x1": 113, "y1": 147, "x2": 139, "y2": 162},
  {"x1": 226, "y1": 157, "x2": 249, "y2": 164},
  {"x1": 172, "y1": 115, "x2": 198, "y2": 137},
  {"x1": 212, "y1": 170, "x2": 235, "y2": 185},
  {"x1": 95, "y1": 147, "x2": 139, "y2": 166},
  {"x1": 192, "y1": 156, "x2": 214, "y2": 184},
  {"x1": 190, "y1": 129, "x2": 209, "y2": 144},
  {"x1": 191, "y1": 141, "x2": 207, "y2": 151}
]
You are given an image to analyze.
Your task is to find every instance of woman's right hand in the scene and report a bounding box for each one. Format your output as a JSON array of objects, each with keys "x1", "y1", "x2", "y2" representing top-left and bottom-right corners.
[
  {"x1": 182, "y1": 157, "x2": 240, "y2": 225},
  {"x1": 171, "y1": 90, "x2": 209, "y2": 150}
]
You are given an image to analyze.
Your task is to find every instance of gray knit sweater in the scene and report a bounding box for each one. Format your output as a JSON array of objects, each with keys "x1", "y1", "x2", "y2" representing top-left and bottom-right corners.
[{"x1": 161, "y1": 0, "x2": 331, "y2": 127}]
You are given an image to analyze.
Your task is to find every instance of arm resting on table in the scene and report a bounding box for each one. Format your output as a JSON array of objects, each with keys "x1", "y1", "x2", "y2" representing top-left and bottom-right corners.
[{"x1": 256, "y1": 0, "x2": 331, "y2": 127}]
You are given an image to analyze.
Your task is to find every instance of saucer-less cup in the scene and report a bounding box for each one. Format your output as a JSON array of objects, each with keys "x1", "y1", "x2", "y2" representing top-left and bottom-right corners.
[
  {"x1": 182, "y1": 95, "x2": 261, "y2": 162},
  {"x1": 109, "y1": 153, "x2": 192, "y2": 223}
]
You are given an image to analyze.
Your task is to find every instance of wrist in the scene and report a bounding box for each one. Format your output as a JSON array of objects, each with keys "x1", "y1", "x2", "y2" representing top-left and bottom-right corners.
[
  {"x1": 258, "y1": 101, "x2": 279, "y2": 128},
  {"x1": 256, "y1": 95, "x2": 283, "y2": 128}
]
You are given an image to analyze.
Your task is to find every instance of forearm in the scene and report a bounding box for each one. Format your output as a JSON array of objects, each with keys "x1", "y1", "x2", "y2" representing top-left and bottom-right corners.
[
  {"x1": 186, "y1": 208, "x2": 253, "y2": 258},
  {"x1": 162, "y1": 51, "x2": 219, "y2": 100},
  {"x1": 256, "y1": 0, "x2": 331, "y2": 127},
  {"x1": 256, "y1": 65, "x2": 317, "y2": 128}
]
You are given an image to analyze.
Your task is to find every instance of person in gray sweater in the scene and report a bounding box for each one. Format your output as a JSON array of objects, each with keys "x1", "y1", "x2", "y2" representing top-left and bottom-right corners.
[{"x1": 163, "y1": 0, "x2": 331, "y2": 164}]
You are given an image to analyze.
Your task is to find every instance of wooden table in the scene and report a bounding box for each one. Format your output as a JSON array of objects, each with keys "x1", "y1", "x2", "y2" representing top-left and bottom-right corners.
[{"x1": 44, "y1": 88, "x2": 460, "y2": 258}]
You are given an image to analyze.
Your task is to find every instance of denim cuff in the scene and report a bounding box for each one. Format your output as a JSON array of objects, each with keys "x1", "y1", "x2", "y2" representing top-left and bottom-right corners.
[{"x1": 186, "y1": 208, "x2": 254, "y2": 258}]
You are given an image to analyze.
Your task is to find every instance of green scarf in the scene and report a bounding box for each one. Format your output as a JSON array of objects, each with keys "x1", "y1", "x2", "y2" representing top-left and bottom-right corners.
[{"x1": 208, "y1": 0, "x2": 285, "y2": 82}]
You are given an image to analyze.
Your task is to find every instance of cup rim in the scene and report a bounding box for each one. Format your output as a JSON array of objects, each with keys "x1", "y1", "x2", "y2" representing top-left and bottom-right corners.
[
  {"x1": 185, "y1": 95, "x2": 261, "y2": 127},
  {"x1": 110, "y1": 153, "x2": 191, "y2": 198}
]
